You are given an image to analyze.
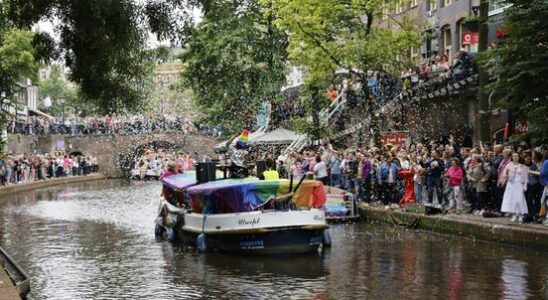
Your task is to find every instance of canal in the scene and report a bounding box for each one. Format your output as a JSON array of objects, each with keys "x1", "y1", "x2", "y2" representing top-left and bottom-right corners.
[{"x1": 1, "y1": 180, "x2": 548, "y2": 299}]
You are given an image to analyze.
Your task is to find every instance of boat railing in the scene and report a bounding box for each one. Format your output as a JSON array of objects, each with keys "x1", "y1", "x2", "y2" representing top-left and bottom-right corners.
[{"x1": 0, "y1": 246, "x2": 31, "y2": 299}]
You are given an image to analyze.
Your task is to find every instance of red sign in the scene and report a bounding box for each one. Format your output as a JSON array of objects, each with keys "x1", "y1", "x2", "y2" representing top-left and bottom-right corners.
[
  {"x1": 380, "y1": 132, "x2": 408, "y2": 146},
  {"x1": 462, "y1": 31, "x2": 479, "y2": 45}
]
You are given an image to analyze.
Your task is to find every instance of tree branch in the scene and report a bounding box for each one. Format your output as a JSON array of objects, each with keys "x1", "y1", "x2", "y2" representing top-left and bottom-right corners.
[
  {"x1": 373, "y1": 12, "x2": 404, "y2": 28},
  {"x1": 296, "y1": 21, "x2": 345, "y2": 69}
]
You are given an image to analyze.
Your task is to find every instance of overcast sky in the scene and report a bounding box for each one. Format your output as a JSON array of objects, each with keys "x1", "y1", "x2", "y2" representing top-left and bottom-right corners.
[{"x1": 33, "y1": 7, "x2": 203, "y2": 49}]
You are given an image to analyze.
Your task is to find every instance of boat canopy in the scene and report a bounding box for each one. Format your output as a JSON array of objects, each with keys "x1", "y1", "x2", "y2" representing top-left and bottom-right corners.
[
  {"x1": 161, "y1": 173, "x2": 197, "y2": 191},
  {"x1": 186, "y1": 179, "x2": 326, "y2": 214}
]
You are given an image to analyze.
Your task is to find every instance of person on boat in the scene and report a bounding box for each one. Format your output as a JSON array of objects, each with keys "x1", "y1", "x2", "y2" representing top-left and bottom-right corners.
[
  {"x1": 263, "y1": 158, "x2": 280, "y2": 180},
  {"x1": 160, "y1": 162, "x2": 178, "y2": 205},
  {"x1": 313, "y1": 155, "x2": 329, "y2": 185},
  {"x1": 225, "y1": 129, "x2": 250, "y2": 178},
  {"x1": 161, "y1": 162, "x2": 178, "y2": 179}
]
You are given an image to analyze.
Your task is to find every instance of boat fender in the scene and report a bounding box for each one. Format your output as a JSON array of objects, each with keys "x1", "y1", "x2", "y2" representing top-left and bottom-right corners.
[
  {"x1": 197, "y1": 233, "x2": 207, "y2": 252},
  {"x1": 167, "y1": 228, "x2": 178, "y2": 242},
  {"x1": 321, "y1": 230, "x2": 332, "y2": 248}
]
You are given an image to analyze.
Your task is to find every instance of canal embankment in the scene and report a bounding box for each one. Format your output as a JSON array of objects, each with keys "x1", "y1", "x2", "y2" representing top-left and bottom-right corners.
[
  {"x1": 359, "y1": 204, "x2": 548, "y2": 251},
  {"x1": 0, "y1": 173, "x2": 105, "y2": 199}
]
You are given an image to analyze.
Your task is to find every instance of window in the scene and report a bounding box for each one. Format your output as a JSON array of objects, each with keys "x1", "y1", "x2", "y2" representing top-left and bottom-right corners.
[
  {"x1": 396, "y1": 0, "x2": 403, "y2": 14},
  {"x1": 489, "y1": 0, "x2": 511, "y2": 15},
  {"x1": 443, "y1": 0, "x2": 452, "y2": 7},
  {"x1": 489, "y1": 0, "x2": 507, "y2": 11},
  {"x1": 410, "y1": 0, "x2": 418, "y2": 7},
  {"x1": 427, "y1": 1, "x2": 436, "y2": 12},
  {"x1": 381, "y1": 1, "x2": 388, "y2": 20}
]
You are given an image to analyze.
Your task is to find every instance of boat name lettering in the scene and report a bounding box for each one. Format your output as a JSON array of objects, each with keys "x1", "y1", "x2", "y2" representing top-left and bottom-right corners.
[
  {"x1": 238, "y1": 218, "x2": 260, "y2": 226},
  {"x1": 240, "y1": 240, "x2": 264, "y2": 250}
]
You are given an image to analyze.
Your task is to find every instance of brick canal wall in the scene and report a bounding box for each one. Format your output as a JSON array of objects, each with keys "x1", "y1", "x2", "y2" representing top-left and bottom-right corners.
[
  {"x1": 5, "y1": 133, "x2": 218, "y2": 177},
  {"x1": 359, "y1": 204, "x2": 548, "y2": 251}
]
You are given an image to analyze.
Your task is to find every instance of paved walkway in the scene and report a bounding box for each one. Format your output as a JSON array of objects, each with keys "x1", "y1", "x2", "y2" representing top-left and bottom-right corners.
[
  {"x1": 359, "y1": 204, "x2": 548, "y2": 250},
  {"x1": 0, "y1": 266, "x2": 20, "y2": 300}
]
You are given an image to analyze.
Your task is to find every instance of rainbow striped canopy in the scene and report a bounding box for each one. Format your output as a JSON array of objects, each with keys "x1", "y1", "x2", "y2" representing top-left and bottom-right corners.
[{"x1": 186, "y1": 179, "x2": 326, "y2": 214}]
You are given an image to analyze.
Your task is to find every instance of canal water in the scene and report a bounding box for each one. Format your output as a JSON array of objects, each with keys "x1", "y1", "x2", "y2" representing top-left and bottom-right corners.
[{"x1": 1, "y1": 180, "x2": 548, "y2": 299}]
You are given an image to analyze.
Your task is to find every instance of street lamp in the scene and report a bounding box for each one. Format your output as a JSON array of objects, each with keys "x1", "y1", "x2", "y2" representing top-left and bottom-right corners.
[
  {"x1": 471, "y1": 5, "x2": 480, "y2": 16},
  {"x1": 471, "y1": 0, "x2": 481, "y2": 16}
]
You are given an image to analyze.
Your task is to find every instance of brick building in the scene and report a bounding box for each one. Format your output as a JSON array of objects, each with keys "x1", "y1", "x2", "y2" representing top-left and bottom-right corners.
[{"x1": 379, "y1": 0, "x2": 511, "y2": 145}]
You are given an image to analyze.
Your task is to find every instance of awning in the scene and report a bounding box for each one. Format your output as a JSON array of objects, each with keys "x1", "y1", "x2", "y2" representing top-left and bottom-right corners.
[
  {"x1": 28, "y1": 108, "x2": 55, "y2": 120},
  {"x1": 249, "y1": 128, "x2": 304, "y2": 145}
]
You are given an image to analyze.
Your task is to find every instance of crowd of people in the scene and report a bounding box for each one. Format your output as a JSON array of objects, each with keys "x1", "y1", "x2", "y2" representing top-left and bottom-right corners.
[
  {"x1": 6, "y1": 114, "x2": 223, "y2": 137},
  {"x1": 400, "y1": 50, "x2": 475, "y2": 90},
  {"x1": 130, "y1": 150, "x2": 196, "y2": 180},
  {"x1": 254, "y1": 138, "x2": 547, "y2": 224},
  {"x1": 0, "y1": 153, "x2": 99, "y2": 186}
]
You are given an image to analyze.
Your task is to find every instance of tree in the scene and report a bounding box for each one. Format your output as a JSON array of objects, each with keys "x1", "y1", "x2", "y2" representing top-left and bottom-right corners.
[
  {"x1": 0, "y1": 29, "x2": 42, "y2": 148},
  {"x1": 5, "y1": 0, "x2": 194, "y2": 113},
  {"x1": 0, "y1": 29, "x2": 40, "y2": 104},
  {"x1": 37, "y1": 64, "x2": 94, "y2": 117},
  {"x1": 482, "y1": 0, "x2": 548, "y2": 144},
  {"x1": 180, "y1": 0, "x2": 288, "y2": 132},
  {"x1": 268, "y1": 0, "x2": 420, "y2": 145}
]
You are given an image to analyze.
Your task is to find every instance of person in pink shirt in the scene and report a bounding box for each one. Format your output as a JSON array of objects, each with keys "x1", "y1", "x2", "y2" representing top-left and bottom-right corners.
[
  {"x1": 445, "y1": 158, "x2": 464, "y2": 213},
  {"x1": 161, "y1": 162, "x2": 177, "y2": 179},
  {"x1": 63, "y1": 156, "x2": 72, "y2": 176}
]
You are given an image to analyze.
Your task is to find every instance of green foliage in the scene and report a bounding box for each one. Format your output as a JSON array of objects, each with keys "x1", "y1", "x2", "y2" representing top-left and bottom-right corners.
[
  {"x1": 267, "y1": 0, "x2": 421, "y2": 145},
  {"x1": 0, "y1": 28, "x2": 43, "y2": 148},
  {"x1": 0, "y1": 29, "x2": 40, "y2": 98},
  {"x1": 269, "y1": 0, "x2": 420, "y2": 82},
  {"x1": 5, "y1": 0, "x2": 194, "y2": 114},
  {"x1": 37, "y1": 64, "x2": 95, "y2": 116},
  {"x1": 180, "y1": 0, "x2": 288, "y2": 132},
  {"x1": 291, "y1": 116, "x2": 316, "y2": 134},
  {"x1": 480, "y1": 0, "x2": 548, "y2": 143}
]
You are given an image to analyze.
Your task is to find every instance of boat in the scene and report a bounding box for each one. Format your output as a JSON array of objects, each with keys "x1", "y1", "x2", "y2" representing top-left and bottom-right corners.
[
  {"x1": 155, "y1": 173, "x2": 330, "y2": 254},
  {"x1": 324, "y1": 186, "x2": 360, "y2": 222}
]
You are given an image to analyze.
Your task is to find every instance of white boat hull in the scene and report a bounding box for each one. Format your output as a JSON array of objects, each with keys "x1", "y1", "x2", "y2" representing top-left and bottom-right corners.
[{"x1": 157, "y1": 200, "x2": 329, "y2": 254}]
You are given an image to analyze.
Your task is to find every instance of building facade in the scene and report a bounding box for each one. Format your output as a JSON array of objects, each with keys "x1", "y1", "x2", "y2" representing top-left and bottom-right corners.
[{"x1": 152, "y1": 48, "x2": 195, "y2": 116}]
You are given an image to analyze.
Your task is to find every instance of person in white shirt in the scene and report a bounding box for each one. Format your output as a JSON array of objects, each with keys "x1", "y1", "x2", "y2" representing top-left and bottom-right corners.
[{"x1": 313, "y1": 156, "x2": 329, "y2": 185}]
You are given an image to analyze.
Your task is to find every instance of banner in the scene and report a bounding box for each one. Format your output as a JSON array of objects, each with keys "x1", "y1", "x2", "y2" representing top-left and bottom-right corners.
[
  {"x1": 462, "y1": 31, "x2": 479, "y2": 45},
  {"x1": 380, "y1": 132, "x2": 408, "y2": 146}
]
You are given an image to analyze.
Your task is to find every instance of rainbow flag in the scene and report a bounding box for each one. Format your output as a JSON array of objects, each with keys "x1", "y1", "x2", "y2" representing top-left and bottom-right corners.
[
  {"x1": 239, "y1": 129, "x2": 249, "y2": 143},
  {"x1": 187, "y1": 179, "x2": 326, "y2": 214}
]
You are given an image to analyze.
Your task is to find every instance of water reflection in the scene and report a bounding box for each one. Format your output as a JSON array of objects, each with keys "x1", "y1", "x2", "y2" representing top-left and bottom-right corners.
[
  {"x1": 501, "y1": 259, "x2": 529, "y2": 300},
  {"x1": 1, "y1": 180, "x2": 547, "y2": 299}
]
